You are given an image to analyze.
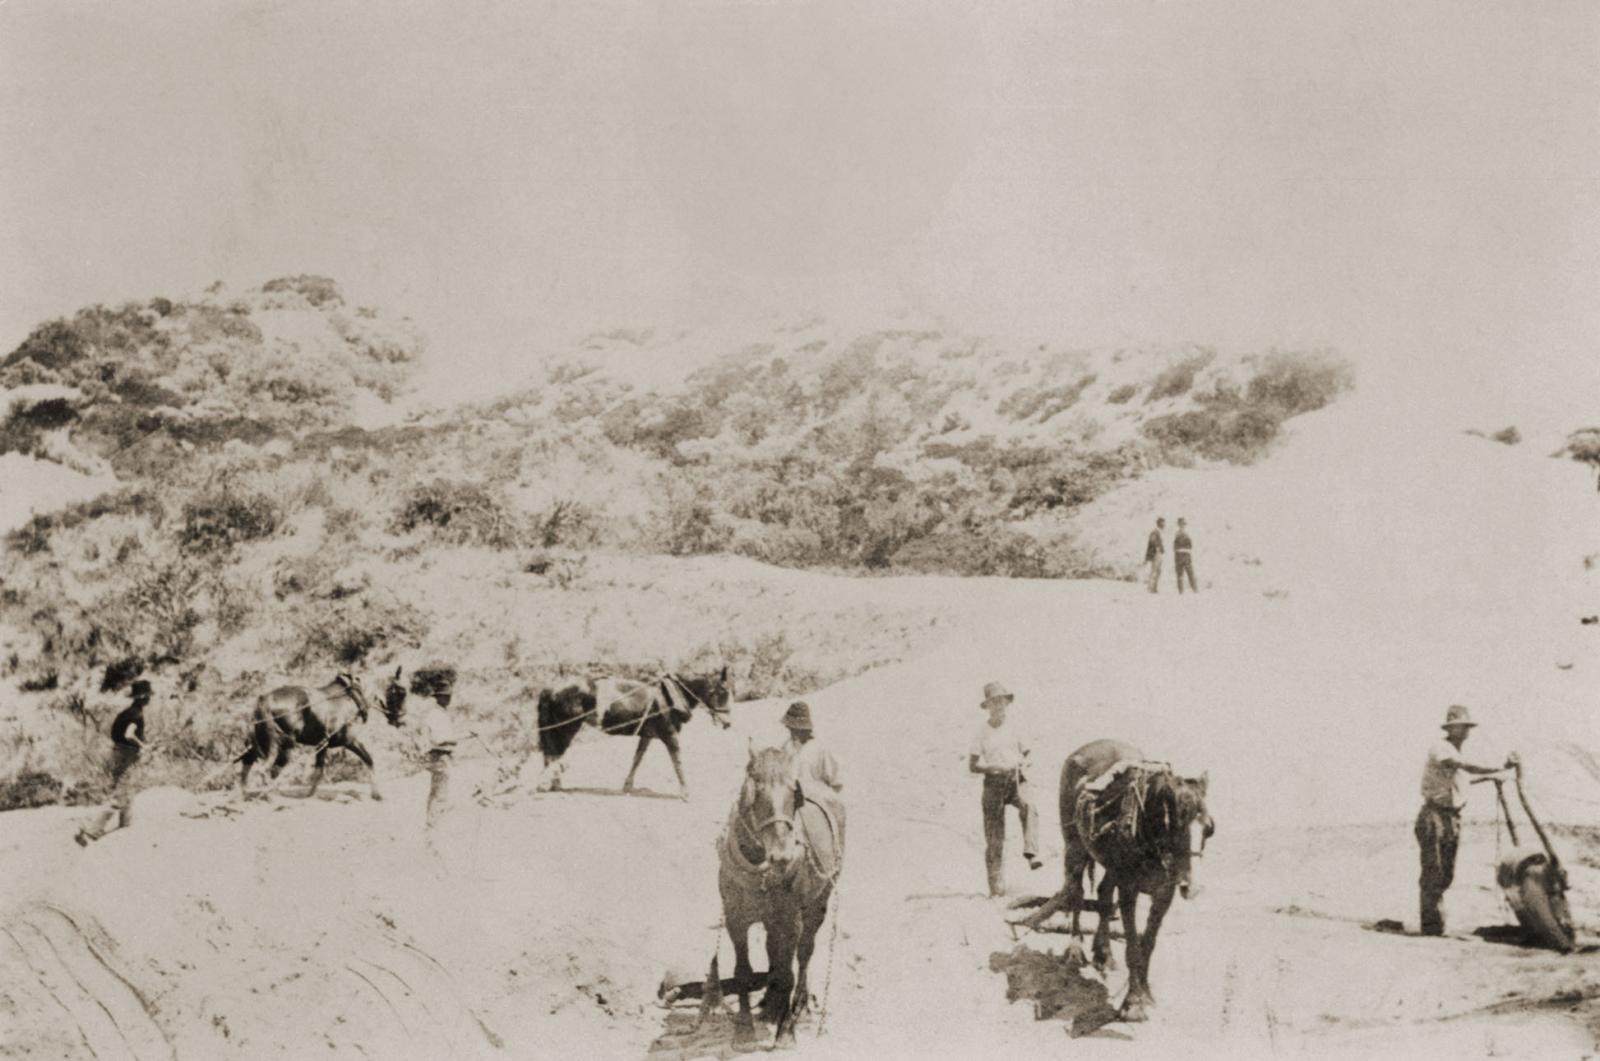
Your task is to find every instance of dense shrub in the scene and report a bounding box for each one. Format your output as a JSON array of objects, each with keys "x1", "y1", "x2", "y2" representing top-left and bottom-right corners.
[
  {"x1": 392, "y1": 478, "x2": 526, "y2": 549},
  {"x1": 1145, "y1": 352, "x2": 1215, "y2": 403},
  {"x1": 286, "y1": 591, "x2": 425, "y2": 669},
  {"x1": 179, "y1": 485, "x2": 282, "y2": 553},
  {"x1": 1107, "y1": 384, "x2": 1137, "y2": 404}
]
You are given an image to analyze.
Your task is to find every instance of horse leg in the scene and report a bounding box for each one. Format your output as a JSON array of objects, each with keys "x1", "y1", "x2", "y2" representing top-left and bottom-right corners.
[
  {"x1": 343, "y1": 735, "x2": 382, "y2": 801},
  {"x1": 262, "y1": 725, "x2": 294, "y2": 797},
  {"x1": 622, "y1": 734, "x2": 651, "y2": 795},
  {"x1": 661, "y1": 729, "x2": 689, "y2": 801},
  {"x1": 767, "y1": 923, "x2": 798, "y2": 1048},
  {"x1": 730, "y1": 922, "x2": 757, "y2": 1042},
  {"x1": 1061, "y1": 847, "x2": 1091, "y2": 965},
  {"x1": 238, "y1": 726, "x2": 265, "y2": 799},
  {"x1": 1092, "y1": 873, "x2": 1118, "y2": 972},
  {"x1": 1117, "y1": 886, "x2": 1150, "y2": 1022},
  {"x1": 307, "y1": 746, "x2": 328, "y2": 799},
  {"x1": 1133, "y1": 884, "x2": 1176, "y2": 1006},
  {"x1": 782, "y1": 894, "x2": 828, "y2": 1035}
]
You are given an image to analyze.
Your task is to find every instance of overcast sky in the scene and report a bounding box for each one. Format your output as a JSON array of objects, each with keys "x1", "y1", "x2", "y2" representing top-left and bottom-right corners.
[{"x1": 3, "y1": 0, "x2": 1596, "y2": 423}]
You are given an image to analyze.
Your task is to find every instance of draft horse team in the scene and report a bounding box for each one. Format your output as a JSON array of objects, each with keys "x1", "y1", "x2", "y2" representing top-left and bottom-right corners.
[{"x1": 96, "y1": 657, "x2": 1214, "y2": 1043}]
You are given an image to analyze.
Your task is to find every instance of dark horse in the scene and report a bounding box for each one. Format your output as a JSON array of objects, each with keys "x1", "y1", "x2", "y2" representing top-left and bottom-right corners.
[
  {"x1": 238, "y1": 668, "x2": 408, "y2": 801},
  {"x1": 534, "y1": 668, "x2": 732, "y2": 799},
  {"x1": 1027, "y1": 738, "x2": 1213, "y2": 1022},
  {"x1": 703, "y1": 745, "x2": 845, "y2": 1048}
]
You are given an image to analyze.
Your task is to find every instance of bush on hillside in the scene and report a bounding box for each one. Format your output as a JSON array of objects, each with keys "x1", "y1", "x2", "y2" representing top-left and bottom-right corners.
[
  {"x1": 1145, "y1": 352, "x2": 1215, "y2": 403},
  {"x1": 1107, "y1": 383, "x2": 1138, "y2": 404},
  {"x1": 0, "y1": 396, "x2": 79, "y2": 458},
  {"x1": 392, "y1": 478, "x2": 526, "y2": 549},
  {"x1": 1142, "y1": 351, "x2": 1351, "y2": 464},
  {"x1": 179, "y1": 483, "x2": 282, "y2": 553},
  {"x1": 285, "y1": 591, "x2": 425, "y2": 670}
]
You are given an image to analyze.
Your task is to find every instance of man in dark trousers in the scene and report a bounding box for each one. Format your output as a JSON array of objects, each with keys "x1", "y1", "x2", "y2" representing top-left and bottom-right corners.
[
  {"x1": 1416, "y1": 704, "x2": 1517, "y2": 935},
  {"x1": 76, "y1": 680, "x2": 152, "y2": 846},
  {"x1": 969, "y1": 681, "x2": 1041, "y2": 898},
  {"x1": 1174, "y1": 517, "x2": 1198, "y2": 594},
  {"x1": 1145, "y1": 517, "x2": 1166, "y2": 593}
]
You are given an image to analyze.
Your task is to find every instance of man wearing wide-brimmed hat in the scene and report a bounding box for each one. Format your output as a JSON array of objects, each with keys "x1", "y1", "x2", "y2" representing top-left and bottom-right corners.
[
  {"x1": 781, "y1": 701, "x2": 841, "y2": 795},
  {"x1": 1416, "y1": 704, "x2": 1517, "y2": 935},
  {"x1": 969, "y1": 681, "x2": 1041, "y2": 897}
]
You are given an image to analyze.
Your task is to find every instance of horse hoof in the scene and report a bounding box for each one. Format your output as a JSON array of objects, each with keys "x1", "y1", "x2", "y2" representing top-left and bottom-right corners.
[
  {"x1": 1064, "y1": 942, "x2": 1087, "y2": 966},
  {"x1": 370, "y1": 791, "x2": 384, "y2": 802},
  {"x1": 1120, "y1": 994, "x2": 1152, "y2": 1022}
]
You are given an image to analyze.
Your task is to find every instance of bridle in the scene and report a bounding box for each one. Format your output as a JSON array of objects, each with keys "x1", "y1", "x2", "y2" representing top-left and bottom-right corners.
[{"x1": 665, "y1": 673, "x2": 732, "y2": 729}]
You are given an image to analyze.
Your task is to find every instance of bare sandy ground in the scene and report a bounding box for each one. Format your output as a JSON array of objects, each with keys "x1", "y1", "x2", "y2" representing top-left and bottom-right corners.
[
  {"x1": 4, "y1": 397, "x2": 1598, "y2": 1059},
  {"x1": 3, "y1": 573, "x2": 1597, "y2": 1060}
]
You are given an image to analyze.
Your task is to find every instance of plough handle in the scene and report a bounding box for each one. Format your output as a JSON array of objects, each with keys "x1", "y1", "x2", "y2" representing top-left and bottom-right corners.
[
  {"x1": 1511, "y1": 762, "x2": 1563, "y2": 880},
  {"x1": 1490, "y1": 777, "x2": 1520, "y2": 847}
]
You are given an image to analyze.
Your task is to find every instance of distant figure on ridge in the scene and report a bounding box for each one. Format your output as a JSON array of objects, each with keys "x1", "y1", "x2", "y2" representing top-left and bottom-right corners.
[
  {"x1": 782, "y1": 701, "x2": 842, "y2": 794},
  {"x1": 1174, "y1": 517, "x2": 1198, "y2": 594},
  {"x1": 1145, "y1": 517, "x2": 1166, "y2": 593},
  {"x1": 968, "y1": 681, "x2": 1041, "y2": 897},
  {"x1": 76, "y1": 680, "x2": 152, "y2": 846}
]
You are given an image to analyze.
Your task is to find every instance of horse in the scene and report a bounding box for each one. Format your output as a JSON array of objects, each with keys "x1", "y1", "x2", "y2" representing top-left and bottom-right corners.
[
  {"x1": 533, "y1": 667, "x2": 732, "y2": 799},
  {"x1": 702, "y1": 744, "x2": 845, "y2": 1048},
  {"x1": 1036, "y1": 738, "x2": 1213, "y2": 1022},
  {"x1": 238, "y1": 668, "x2": 408, "y2": 801}
]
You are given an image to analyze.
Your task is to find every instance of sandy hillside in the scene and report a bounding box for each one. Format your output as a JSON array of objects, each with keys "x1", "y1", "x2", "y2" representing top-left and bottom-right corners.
[{"x1": 3, "y1": 398, "x2": 1599, "y2": 1060}]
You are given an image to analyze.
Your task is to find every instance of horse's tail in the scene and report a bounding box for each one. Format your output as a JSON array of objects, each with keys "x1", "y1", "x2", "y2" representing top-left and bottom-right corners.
[{"x1": 537, "y1": 689, "x2": 561, "y2": 759}]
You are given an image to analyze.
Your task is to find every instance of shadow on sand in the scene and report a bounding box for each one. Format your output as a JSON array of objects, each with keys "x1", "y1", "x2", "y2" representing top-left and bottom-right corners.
[
  {"x1": 988, "y1": 945, "x2": 1128, "y2": 1040},
  {"x1": 548, "y1": 786, "x2": 685, "y2": 802},
  {"x1": 647, "y1": 999, "x2": 815, "y2": 1059}
]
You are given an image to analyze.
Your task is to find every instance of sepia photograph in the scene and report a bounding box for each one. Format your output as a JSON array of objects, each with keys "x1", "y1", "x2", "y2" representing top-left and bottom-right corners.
[{"x1": 1, "y1": 1, "x2": 1597, "y2": 1058}]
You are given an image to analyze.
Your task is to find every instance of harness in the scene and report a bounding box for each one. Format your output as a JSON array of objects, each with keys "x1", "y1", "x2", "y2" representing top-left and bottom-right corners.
[{"x1": 723, "y1": 791, "x2": 842, "y2": 891}]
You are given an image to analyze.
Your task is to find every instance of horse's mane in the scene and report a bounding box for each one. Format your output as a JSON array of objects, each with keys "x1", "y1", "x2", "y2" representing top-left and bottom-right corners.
[
  {"x1": 1142, "y1": 770, "x2": 1206, "y2": 839},
  {"x1": 747, "y1": 746, "x2": 795, "y2": 787}
]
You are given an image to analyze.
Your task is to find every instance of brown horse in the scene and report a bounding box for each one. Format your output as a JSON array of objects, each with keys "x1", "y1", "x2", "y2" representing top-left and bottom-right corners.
[
  {"x1": 534, "y1": 668, "x2": 732, "y2": 798},
  {"x1": 1034, "y1": 738, "x2": 1213, "y2": 1022},
  {"x1": 703, "y1": 745, "x2": 845, "y2": 1048},
  {"x1": 238, "y1": 669, "x2": 407, "y2": 800}
]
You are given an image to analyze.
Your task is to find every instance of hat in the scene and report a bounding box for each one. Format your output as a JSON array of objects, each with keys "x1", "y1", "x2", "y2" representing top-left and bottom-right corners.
[
  {"x1": 981, "y1": 682, "x2": 1014, "y2": 709},
  {"x1": 782, "y1": 701, "x2": 814, "y2": 731},
  {"x1": 1442, "y1": 704, "x2": 1476, "y2": 729},
  {"x1": 129, "y1": 680, "x2": 153, "y2": 699}
]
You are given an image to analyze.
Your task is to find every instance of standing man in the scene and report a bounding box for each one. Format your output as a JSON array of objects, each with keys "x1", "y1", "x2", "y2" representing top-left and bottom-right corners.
[
  {"x1": 76, "y1": 680, "x2": 152, "y2": 846},
  {"x1": 781, "y1": 701, "x2": 842, "y2": 795},
  {"x1": 1145, "y1": 517, "x2": 1166, "y2": 593},
  {"x1": 1173, "y1": 517, "x2": 1198, "y2": 594},
  {"x1": 418, "y1": 670, "x2": 458, "y2": 845},
  {"x1": 969, "y1": 681, "x2": 1041, "y2": 898},
  {"x1": 1416, "y1": 704, "x2": 1517, "y2": 935}
]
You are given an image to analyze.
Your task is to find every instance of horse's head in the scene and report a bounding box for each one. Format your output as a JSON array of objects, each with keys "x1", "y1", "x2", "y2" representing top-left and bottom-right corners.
[
  {"x1": 333, "y1": 671, "x2": 371, "y2": 723},
  {"x1": 1169, "y1": 771, "x2": 1213, "y2": 900},
  {"x1": 684, "y1": 666, "x2": 733, "y2": 730},
  {"x1": 738, "y1": 744, "x2": 802, "y2": 871},
  {"x1": 380, "y1": 666, "x2": 408, "y2": 727}
]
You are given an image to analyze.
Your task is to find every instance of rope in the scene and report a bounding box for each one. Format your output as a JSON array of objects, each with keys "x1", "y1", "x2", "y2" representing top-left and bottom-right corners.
[{"x1": 815, "y1": 871, "x2": 842, "y2": 1039}]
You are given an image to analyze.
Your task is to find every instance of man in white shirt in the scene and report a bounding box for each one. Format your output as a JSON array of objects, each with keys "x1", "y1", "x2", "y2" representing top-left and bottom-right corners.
[
  {"x1": 419, "y1": 675, "x2": 458, "y2": 838},
  {"x1": 969, "y1": 681, "x2": 1041, "y2": 897},
  {"x1": 1416, "y1": 704, "x2": 1516, "y2": 935},
  {"x1": 781, "y1": 701, "x2": 842, "y2": 795}
]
